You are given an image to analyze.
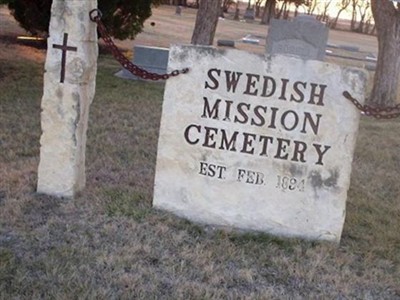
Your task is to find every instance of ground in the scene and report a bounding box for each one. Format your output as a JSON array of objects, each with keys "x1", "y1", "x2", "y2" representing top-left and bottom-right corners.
[{"x1": 0, "y1": 4, "x2": 399, "y2": 299}]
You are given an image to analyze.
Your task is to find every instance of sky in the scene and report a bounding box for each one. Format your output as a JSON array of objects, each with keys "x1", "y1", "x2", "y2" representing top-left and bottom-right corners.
[{"x1": 244, "y1": 0, "x2": 374, "y2": 21}]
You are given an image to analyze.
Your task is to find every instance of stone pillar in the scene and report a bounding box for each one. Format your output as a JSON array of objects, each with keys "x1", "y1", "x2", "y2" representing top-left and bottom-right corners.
[{"x1": 37, "y1": 0, "x2": 98, "y2": 197}]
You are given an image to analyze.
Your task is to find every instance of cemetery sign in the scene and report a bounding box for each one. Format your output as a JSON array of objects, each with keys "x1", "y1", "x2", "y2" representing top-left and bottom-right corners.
[{"x1": 153, "y1": 45, "x2": 367, "y2": 242}]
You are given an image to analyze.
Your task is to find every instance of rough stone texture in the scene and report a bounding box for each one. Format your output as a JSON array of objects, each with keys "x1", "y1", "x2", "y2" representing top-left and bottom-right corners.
[
  {"x1": 37, "y1": 0, "x2": 98, "y2": 197},
  {"x1": 115, "y1": 45, "x2": 169, "y2": 80},
  {"x1": 266, "y1": 16, "x2": 329, "y2": 61},
  {"x1": 153, "y1": 45, "x2": 367, "y2": 242}
]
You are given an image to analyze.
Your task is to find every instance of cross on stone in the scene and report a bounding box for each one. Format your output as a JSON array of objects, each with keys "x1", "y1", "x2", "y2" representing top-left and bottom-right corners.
[{"x1": 52, "y1": 33, "x2": 77, "y2": 83}]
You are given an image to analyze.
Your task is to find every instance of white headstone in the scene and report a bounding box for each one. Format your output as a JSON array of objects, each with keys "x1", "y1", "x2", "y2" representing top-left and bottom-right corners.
[
  {"x1": 37, "y1": 0, "x2": 98, "y2": 197},
  {"x1": 153, "y1": 45, "x2": 367, "y2": 243}
]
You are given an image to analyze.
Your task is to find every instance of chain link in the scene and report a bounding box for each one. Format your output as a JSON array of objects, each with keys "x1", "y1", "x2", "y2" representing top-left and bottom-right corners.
[
  {"x1": 343, "y1": 91, "x2": 400, "y2": 119},
  {"x1": 89, "y1": 9, "x2": 189, "y2": 81},
  {"x1": 89, "y1": 9, "x2": 400, "y2": 116}
]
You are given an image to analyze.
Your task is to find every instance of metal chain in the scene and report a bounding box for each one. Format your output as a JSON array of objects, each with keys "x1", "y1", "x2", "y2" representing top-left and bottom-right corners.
[
  {"x1": 343, "y1": 91, "x2": 400, "y2": 119},
  {"x1": 89, "y1": 9, "x2": 189, "y2": 81},
  {"x1": 89, "y1": 9, "x2": 400, "y2": 116}
]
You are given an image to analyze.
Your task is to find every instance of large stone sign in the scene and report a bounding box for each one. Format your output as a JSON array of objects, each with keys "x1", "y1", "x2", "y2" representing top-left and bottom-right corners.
[
  {"x1": 266, "y1": 16, "x2": 329, "y2": 61},
  {"x1": 153, "y1": 45, "x2": 367, "y2": 242},
  {"x1": 37, "y1": 0, "x2": 98, "y2": 197}
]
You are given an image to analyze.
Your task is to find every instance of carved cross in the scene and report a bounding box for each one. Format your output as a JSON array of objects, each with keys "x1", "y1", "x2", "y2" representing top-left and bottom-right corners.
[{"x1": 52, "y1": 33, "x2": 77, "y2": 83}]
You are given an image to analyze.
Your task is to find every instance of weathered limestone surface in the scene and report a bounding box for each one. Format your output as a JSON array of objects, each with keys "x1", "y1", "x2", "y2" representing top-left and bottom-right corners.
[
  {"x1": 37, "y1": 0, "x2": 98, "y2": 197},
  {"x1": 153, "y1": 45, "x2": 367, "y2": 242}
]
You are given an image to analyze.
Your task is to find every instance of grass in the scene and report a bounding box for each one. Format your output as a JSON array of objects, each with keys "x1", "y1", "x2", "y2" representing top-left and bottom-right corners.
[
  {"x1": 1, "y1": 50, "x2": 399, "y2": 299},
  {"x1": 0, "y1": 5, "x2": 400, "y2": 296}
]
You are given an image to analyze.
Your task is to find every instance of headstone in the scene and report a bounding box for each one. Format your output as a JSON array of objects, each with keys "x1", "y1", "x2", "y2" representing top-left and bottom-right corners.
[
  {"x1": 243, "y1": 8, "x2": 255, "y2": 20},
  {"x1": 365, "y1": 54, "x2": 377, "y2": 62},
  {"x1": 175, "y1": 5, "x2": 182, "y2": 15},
  {"x1": 217, "y1": 40, "x2": 235, "y2": 48},
  {"x1": 37, "y1": 0, "x2": 98, "y2": 197},
  {"x1": 365, "y1": 64, "x2": 376, "y2": 71},
  {"x1": 365, "y1": 54, "x2": 377, "y2": 70},
  {"x1": 115, "y1": 45, "x2": 169, "y2": 80},
  {"x1": 153, "y1": 45, "x2": 367, "y2": 243},
  {"x1": 266, "y1": 15, "x2": 329, "y2": 61},
  {"x1": 242, "y1": 35, "x2": 260, "y2": 45},
  {"x1": 327, "y1": 43, "x2": 339, "y2": 49},
  {"x1": 339, "y1": 45, "x2": 360, "y2": 52}
]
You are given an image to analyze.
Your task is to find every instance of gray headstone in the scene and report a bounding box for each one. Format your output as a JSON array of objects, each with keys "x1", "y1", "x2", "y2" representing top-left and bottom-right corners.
[
  {"x1": 217, "y1": 40, "x2": 235, "y2": 47},
  {"x1": 266, "y1": 15, "x2": 329, "y2": 61},
  {"x1": 242, "y1": 35, "x2": 260, "y2": 45},
  {"x1": 327, "y1": 43, "x2": 339, "y2": 49},
  {"x1": 244, "y1": 8, "x2": 255, "y2": 20},
  {"x1": 339, "y1": 45, "x2": 360, "y2": 52},
  {"x1": 365, "y1": 64, "x2": 376, "y2": 71},
  {"x1": 115, "y1": 45, "x2": 169, "y2": 80}
]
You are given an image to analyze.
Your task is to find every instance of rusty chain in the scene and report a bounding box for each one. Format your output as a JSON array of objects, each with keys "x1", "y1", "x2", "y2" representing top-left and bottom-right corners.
[
  {"x1": 90, "y1": 9, "x2": 400, "y2": 117},
  {"x1": 343, "y1": 91, "x2": 400, "y2": 119},
  {"x1": 89, "y1": 9, "x2": 189, "y2": 81}
]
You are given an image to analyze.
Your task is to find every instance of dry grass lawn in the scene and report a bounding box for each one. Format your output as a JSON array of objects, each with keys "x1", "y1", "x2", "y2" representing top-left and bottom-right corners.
[{"x1": 1, "y1": 4, "x2": 400, "y2": 299}]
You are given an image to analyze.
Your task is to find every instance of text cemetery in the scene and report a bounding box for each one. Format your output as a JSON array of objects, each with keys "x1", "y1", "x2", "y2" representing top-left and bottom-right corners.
[{"x1": 185, "y1": 68, "x2": 330, "y2": 166}]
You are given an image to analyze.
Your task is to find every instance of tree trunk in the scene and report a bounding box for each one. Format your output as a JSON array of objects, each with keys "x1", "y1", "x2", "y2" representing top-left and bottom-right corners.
[
  {"x1": 369, "y1": 0, "x2": 400, "y2": 106},
  {"x1": 330, "y1": 9, "x2": 342, "y2": 29},
  {"x1": 283, "y1": 3, "x2": 290, "y2": 19},
  {"x1": 222, "y1": 0, "x2": 231, "y2": 13},
  {"x1": 307, "y1": 0, "x2": 318, "y2": 15},
  {"x1": 191, "y1": 0, "x2": 222, "y2": 45},
  {"x1": 234, "y1": 1, "x2": 240, "y2": 21},
  {"x1": 351, "y1": 0, "x2": 358, "y2": 31},
  {"x1": 330, "y1": 7, "x2": 347, "y2": 29},
  {"x1": 276, "y1": 2, "x2": 286, "y2": 19},
  {"x1": 261, "y1": 0, "x2": 276, "y2": 25},
  {"x1": 356, "y1": 2, "x2": 370, "y2": 33}
]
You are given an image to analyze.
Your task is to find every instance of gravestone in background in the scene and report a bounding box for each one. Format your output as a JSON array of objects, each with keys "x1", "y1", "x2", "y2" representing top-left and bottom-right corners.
[
  {"x1": 115, "y1": 45, "x2": 169, "y2": 80},
  {"x1": 153, "y1": 45, "x2": 367, "y2": 242},
  {"x1": 37, "y1": 0, "x2": 98, "y2": 197},
  {"x1": 217, "y1": 40, "x2": 235, "y2": 48},
  {"x1": 243, "y1": 8, "x2": 255, "y2": 20},
  {"x1": 266, "y1": 15, "x2": 329, "y2": 61}
]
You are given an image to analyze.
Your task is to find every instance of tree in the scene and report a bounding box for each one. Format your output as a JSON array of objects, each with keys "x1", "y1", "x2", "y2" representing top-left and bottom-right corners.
[
  {"x1": 305, "y1": 0, "x2": 318, "y2": 15},
  {"x1": 329, "y1": 0, "x2": 351, "y2": 29},
  {"x1": 355, "y1": 0, "x2": 370, "y2": 33},
  {"x1": 261, "y1": 0, "x2": 276, "y2": 24},
  {"x1": 255, "y1": 0, "x2": 264, "y2": 18},
  {"x1": 317, "y1": 0, "x2": 333, "y2": 22},
  {"x1": 222, "y1": 0, "x2": 235, "y2": 13},
  {"x1": 276, "y1": 1, "x2": 289, "y2": 19},
  {"x1": 369, "y1": 0, "x2": 400, "y2": 106},
  {"x1": 191, "y1": 0, "x2": 222, "y2": 45},
  {"x1": 6, "y1": 0, "x2": 161, "y2": 40}
]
